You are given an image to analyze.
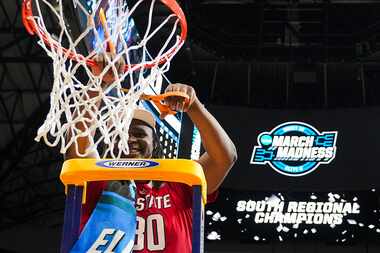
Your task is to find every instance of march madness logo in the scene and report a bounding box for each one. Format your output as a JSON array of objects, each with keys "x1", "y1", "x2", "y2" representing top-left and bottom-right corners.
[{"x1": 250, "y1": 122, "x2": 337, "y2": 176}]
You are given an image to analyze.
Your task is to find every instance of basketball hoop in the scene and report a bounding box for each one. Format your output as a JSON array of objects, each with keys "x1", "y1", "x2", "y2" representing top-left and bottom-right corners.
[
  {"x1": 22, "y1": 0, "x2": 187, "y2": 70},
  {"x1": 21, "y1": 0, "x2": 188, "y2": 158}
]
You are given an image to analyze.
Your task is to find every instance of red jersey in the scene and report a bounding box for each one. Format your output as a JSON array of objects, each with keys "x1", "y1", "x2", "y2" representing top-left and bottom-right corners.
[{"x1": 81, "y1": 181, "x2": 217, "y2": 253}]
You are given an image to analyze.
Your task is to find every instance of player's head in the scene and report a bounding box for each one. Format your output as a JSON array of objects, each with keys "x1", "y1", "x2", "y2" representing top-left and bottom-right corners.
[{"x1": 127, "y1": 108, "x2": 163, "y2": 159}]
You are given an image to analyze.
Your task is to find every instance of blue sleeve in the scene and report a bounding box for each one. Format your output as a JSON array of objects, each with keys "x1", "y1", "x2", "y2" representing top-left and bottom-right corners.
[{"x1": 70, "y1": 191, "x2": 136, "y2": 253}]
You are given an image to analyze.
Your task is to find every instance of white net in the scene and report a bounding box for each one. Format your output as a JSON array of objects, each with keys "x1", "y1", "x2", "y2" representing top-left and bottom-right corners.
[{"x1": 23, "y1": 0, "x2": 186, "y2": 158}]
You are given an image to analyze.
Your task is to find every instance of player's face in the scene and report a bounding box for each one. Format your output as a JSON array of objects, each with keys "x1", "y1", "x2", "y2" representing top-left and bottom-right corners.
[{"x1": 126, "y1": 119, "x2": 155, "y2": 158}]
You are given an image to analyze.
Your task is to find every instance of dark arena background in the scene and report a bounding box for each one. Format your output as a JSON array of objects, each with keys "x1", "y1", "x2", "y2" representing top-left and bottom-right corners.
[{"x1": 2, "y1": 0, "x2": 380, "y2": 252}]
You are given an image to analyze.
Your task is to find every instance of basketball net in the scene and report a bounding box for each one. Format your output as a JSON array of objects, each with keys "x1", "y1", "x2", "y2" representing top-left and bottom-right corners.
[{"x1": 22, "y1": 0, "x2": 187, "y2": 158}]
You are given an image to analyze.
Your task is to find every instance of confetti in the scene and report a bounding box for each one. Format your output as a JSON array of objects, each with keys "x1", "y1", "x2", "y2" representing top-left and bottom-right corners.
[{"x1": 207, "y1": 231, "x2": 221, "y2": 240}]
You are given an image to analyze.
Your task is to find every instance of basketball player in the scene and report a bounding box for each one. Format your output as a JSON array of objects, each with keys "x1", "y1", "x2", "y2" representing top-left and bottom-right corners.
[{"x1": 65, "y1": 54, "x2": 237, "y2": 252}]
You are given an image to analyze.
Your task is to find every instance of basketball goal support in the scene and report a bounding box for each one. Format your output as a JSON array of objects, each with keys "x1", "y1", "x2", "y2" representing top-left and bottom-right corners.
[{"x1": 60, "y1": 159, "x2": 207, "y2": 253}]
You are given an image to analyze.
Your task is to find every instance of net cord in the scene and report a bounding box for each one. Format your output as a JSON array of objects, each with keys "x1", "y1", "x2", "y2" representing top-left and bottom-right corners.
[{"x1": 28, "y1": 0, "x2": 184, "y2": 158}]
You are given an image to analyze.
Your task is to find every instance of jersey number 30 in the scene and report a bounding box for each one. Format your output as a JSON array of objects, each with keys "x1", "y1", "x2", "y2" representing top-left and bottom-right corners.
[{"x1": 133, "y1": 214, "x2": 165, "y2": 251}]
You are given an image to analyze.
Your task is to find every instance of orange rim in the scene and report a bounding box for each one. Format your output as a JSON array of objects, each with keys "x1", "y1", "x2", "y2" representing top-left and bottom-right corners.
[{"x1": 21, "y1": 0, "x2": 187, "y2": 70}]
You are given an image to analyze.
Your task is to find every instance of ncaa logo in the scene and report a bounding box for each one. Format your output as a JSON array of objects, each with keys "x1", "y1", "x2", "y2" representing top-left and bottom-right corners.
[{"x1": 250, "y1": 122, "x2": 338, "y2": 177}]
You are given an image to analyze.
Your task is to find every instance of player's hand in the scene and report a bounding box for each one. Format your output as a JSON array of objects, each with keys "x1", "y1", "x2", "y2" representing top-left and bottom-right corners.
[
  {"x1": 160, "y1": 83, "x2": 197, "y2": 119},
  {"x1": 91, "y1": 53, "x2": 125, "y2": 86},
  {"x1": 106, "y1": 180, "x2": 136, "y2": 201}
]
